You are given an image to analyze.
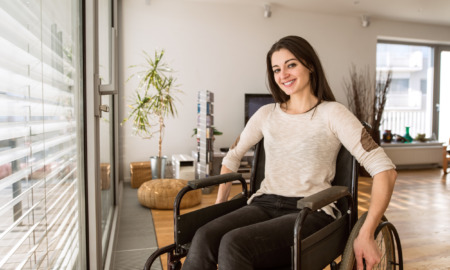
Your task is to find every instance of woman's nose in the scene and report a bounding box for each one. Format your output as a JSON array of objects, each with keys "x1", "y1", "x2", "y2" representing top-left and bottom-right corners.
[{"x1": 280, "y1": 69, "x2": 289, "y2": 78}]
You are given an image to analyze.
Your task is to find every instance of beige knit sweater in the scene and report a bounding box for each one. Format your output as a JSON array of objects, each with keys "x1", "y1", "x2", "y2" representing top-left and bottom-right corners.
[{"x1": 222, "y1": 101, "x2": 395, "y2": 217}]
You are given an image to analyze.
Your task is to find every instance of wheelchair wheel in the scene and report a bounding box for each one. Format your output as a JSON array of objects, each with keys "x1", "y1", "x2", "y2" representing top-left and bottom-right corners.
[{"x1": 340, "y1": 212, "x2": 403, "y2": 270}]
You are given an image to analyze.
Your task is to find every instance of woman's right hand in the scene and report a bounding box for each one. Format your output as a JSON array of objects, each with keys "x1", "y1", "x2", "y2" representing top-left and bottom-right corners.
[
  {"x1": 215, "y1": 166, "x2": 233, "y2": 204},
  {"x1": 215, "y1": 182, "x2": 232, "y2": 204}
]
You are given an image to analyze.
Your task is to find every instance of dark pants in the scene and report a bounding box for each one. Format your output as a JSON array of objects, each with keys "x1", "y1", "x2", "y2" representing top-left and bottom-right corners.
[{"x1": 182, "y1": 194, "x2": 334, "y2": 270}]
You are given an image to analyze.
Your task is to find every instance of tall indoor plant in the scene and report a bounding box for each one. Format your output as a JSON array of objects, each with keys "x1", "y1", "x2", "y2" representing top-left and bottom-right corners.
[
  {"x1": 344, "y1": 64, "x2": 392, "y2": 145},
  {"x1": 122, "y1": 50, "x2": 180, "y2": 179}
]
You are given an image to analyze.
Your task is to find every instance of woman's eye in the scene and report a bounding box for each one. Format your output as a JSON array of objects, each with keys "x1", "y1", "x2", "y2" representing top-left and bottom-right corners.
[
  {"x1": 273, "y1": 69, "x2": 280, "y2": 74},
  {"x1": 288, "y1": 63, "x2": 297, "y2": 68}
]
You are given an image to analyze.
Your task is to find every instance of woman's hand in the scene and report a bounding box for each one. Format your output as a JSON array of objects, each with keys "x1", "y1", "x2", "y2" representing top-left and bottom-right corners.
[{"x1": 353, "y1": 230, "x2": 381, "y2": 270}]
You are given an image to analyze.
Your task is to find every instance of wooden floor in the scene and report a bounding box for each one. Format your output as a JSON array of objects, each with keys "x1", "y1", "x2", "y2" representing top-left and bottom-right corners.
[{"x1": 151, "y1": 169, "x2": 450, "y2": 269}]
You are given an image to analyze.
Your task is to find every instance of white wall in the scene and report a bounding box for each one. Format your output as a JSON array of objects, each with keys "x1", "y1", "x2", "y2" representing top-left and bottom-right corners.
[{"x1": 118, "y1": 0, "x2": 450, "y2": 181}]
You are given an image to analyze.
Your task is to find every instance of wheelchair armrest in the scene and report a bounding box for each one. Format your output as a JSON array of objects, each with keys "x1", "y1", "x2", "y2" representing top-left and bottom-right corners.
[
  {"x1": 187, "y1": 172, "x2": 245, "y2": 189},
  {"x1": 297, "y1": 186, "x2": 350, "y2": 212},
  {"x1": 174, "y1": 172, "x2": 248, "y2": 217}
]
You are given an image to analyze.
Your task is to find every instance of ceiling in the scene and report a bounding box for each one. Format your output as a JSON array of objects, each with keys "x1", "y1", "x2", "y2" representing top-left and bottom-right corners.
[{"x1": 187, "y1": 0, "x2": 450, "y2": 27}]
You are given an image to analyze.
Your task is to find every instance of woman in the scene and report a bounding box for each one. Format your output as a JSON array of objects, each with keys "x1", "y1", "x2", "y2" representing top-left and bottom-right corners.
[{"x1": 182, "y1": 36, "x2": 397, "y2": 270}]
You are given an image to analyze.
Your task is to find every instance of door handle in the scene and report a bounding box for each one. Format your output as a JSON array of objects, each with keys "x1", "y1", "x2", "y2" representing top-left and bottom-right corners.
[{"x1": 99, "y1": 104, "x2": 110, "y2": 113}]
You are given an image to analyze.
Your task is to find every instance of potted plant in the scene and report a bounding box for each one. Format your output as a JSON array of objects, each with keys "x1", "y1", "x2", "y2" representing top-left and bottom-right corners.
[
  {"x1": 344, "y1": 64, "x2": 392, "y2": 145},
  {"x1": 122, "y1": 50, "x2": 181, "y2": 179}
]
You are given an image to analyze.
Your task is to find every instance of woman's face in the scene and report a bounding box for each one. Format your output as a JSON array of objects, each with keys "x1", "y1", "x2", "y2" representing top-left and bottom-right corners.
[{"x1": 271, "y1": 48, "x2": 312, "y2": 97}]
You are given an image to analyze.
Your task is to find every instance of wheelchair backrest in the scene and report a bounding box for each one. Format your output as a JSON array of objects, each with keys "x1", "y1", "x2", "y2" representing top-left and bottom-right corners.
[
  {"x1": 249, "y1": 139, "x2": 266, "y2": 195},
  {"x1": 249, "y1": 139, "x2": 358, "y2": 222}
]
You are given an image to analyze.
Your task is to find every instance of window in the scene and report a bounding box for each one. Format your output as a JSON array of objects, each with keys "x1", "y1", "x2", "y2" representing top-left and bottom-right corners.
[
  {"x1": 0, "y1": 1, "x2": 84, "y2": 269},
  {"x1": 377, "y1": 42, "x2": 434, "y2": 138}
]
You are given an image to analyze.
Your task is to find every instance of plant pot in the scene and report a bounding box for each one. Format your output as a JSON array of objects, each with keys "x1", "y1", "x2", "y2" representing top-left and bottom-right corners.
[{"x1": 150, "y1": 156, "x2": 168, "y2": 179}]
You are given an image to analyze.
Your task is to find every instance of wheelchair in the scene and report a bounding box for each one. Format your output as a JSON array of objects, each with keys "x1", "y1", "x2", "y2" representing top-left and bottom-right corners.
[{"x1": 144, "y1": 139, "x2": 403, "y2": 270}]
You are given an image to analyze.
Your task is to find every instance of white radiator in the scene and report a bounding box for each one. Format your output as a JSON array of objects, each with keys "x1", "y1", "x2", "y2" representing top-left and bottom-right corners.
[{"x1": 381, "y1": 142, "x2": 443, "y2": 169}]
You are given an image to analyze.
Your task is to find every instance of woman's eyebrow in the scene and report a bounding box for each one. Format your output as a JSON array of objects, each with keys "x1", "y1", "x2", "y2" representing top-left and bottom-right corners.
[
  {"x1": 285, "y1": 58, "x2": 297, "y2": 64},
  {"x1": 272, "y1": 58, "x2": 297, "y2": 68}
]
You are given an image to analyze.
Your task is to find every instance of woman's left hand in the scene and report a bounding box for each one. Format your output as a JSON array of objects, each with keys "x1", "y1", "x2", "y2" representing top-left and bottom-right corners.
[{"x1": 353, "y1": 230, "x2": 381, "y2": 270}]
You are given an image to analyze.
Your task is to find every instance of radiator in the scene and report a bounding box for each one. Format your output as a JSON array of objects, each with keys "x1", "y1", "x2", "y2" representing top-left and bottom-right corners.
[{"x1": 381, "y1": 142, "x2": 443, "y2": 169}]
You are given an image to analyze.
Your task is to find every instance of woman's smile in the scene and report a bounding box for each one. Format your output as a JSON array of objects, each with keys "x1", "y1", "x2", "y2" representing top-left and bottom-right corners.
[{"x1": 283, "y1": 79, "x2": 296, "y2": 86}]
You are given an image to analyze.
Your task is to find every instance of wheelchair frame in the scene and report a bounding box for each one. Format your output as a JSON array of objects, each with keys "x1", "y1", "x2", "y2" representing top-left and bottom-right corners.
[{"x1": 143, "y1": 140, "x2": 403, "y2": 270}]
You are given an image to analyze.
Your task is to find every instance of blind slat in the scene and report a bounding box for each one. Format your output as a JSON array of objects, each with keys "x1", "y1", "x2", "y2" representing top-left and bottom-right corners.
[
  {"x1": 0, "y1": 162, "x2": 76, "y2": 219},
  {"x1": 0, "y1": 120, "x2": 76, "y2": 141},
  {"x1": 0, "y1": 197, "x2": 44, "y2": 241},
  {"x1": 0, "y1": 221, "x2": 41, "y2": 268},
  {"x1": 17, "y1": 189, "x2": 78, "y2": 269},
  {"x1": 56, "y1": 219, "x2": 79, "y2": 269},
  {"x1": 0, "y1": 134, "x2": 76, "y2": 165},
  {"x1": 0, "y1": 179, "x2": 41, "y2": 217},
  {"x1": 0, "y1": 144, "x2": 76, "y2": 194}
]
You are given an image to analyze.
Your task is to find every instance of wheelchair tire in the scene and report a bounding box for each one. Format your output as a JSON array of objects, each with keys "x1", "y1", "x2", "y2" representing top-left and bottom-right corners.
[{"x1": 340, "y1": 211, "x2": 402, "y2": 270}]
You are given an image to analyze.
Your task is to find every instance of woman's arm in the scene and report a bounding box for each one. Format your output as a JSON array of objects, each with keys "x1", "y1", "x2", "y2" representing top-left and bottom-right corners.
[
  {"x1": 215, "y1": 106, "x2": 269, "y2": 204},
  {"x1": 353, "y1": 168, "x2": 397, "y2": 270},
  {"x1": 215, "y1": 165, "x2": 234, "y2": 204}
]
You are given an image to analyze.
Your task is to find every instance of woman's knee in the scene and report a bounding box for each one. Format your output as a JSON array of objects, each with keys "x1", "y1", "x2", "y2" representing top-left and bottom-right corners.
[
  {"x1": 219, "y1": 229, "x2": 248, "y2": 257},
  {"x1": 192, "y1": 223, "x2": 221, "y2": 249},
  {"x1": 218, "y1": 229, "x2": 253, "y2": 269}
]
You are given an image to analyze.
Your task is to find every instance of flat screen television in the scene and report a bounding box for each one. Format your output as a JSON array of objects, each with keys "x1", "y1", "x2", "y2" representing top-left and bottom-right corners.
[{"x1": 244, "y1": 93, "x2": 275, "y2": 124}]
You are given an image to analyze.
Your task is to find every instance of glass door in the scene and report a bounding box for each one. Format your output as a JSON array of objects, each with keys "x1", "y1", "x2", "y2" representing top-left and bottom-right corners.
[
  {"x1": 438, "y1": 49, "x2": 450, "y2": 142},
  {"x1": 98, "y1": 0, "x2": 117, "y2": 264},
  {"x1": 99, "y1": 95, "x2": 114, "y2": 261},
  {"x1": 85, "y1": 0, "x2": 118, "y2": 268}
]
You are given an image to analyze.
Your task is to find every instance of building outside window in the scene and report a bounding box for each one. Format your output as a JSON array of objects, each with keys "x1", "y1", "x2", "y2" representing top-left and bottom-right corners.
[{"x1": 376, "y1": 42, "x2": 434, "y2": 139}]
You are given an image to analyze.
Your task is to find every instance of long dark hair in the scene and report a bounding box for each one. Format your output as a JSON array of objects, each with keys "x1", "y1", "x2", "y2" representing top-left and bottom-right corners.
[{"x1": 266, "y1": 36, "x2": 335, "y2": 104}]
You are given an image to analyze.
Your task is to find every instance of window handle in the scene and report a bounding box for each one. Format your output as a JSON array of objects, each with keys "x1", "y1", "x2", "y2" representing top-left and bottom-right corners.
[{"x1": 99, "y1": 104, "x2": 109, "y2": 113}]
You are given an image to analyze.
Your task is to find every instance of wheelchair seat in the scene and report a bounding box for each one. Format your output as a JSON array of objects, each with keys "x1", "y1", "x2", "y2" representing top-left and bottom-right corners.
[{"x1": 143, "y1": 139, "x2": 403, "y2": 270}]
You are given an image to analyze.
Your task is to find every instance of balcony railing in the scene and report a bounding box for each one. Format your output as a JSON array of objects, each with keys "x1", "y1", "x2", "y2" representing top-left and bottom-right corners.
[{"x1": 380, "y1": 110, "x2": 431, "y2": 138}]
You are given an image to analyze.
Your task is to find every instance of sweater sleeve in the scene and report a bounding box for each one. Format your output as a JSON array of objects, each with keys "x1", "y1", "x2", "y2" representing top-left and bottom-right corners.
[
  {"x1": 221, "y1": 105, "x2": 267, "y2": 172},
  {"x1": 327, "y1": 103, "x2": 395, "y2": 177}
]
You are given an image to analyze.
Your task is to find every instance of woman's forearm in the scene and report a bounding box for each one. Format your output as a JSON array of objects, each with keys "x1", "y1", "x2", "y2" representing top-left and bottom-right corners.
[
  {"x1": 215, "y1": 165, "x2": 234, "y2": 204},
  {"x1": 353, "y1": 168, "x2": 397, "y2": 270},
  {"x1": 360, "y1": 169, "x2": 397, "y2": 236}
]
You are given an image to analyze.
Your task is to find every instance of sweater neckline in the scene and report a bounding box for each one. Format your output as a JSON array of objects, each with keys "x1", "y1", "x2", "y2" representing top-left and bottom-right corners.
[{"x1": 276, "y1": 101, "x2": 323, "y2": 116}]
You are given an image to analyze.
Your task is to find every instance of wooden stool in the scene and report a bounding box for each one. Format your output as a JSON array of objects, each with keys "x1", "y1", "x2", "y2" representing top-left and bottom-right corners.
[
  {"x1": 130, "y1": 161, "x2": 152, "y2": 188},
  {"x1": 100, "y1": 163, "x2": 111, "y2": 190},
  {"x1": 137, "y1": 179, "x2": 202, "y2": 209}
]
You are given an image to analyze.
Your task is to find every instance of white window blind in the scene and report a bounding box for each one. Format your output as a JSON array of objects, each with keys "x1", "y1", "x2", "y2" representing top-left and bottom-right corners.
[{"x1": 0, "y1": 1, "x2": 83, "y2": 269}]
